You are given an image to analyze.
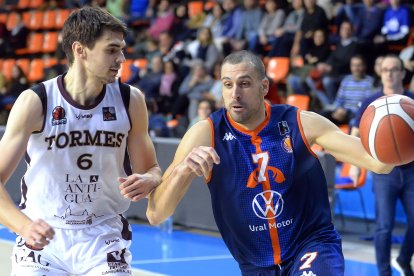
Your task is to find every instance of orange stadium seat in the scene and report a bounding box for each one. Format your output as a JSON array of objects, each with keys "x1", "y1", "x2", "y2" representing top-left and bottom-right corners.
[
  {"x1": 27, "y1": 58, "x2": 44, "y2": 83},
  {"x1": 119, "y1": 59, "x2": 133, "y2": 82},
  {"x1": 266, "y1": 57, "x2": 290, "y2": 84},
  {"x1": 188, "y1": 1, "x2": 204, "y2": 18},
  {"x1": 42, "y1": 31, "x2": 59, "y2": 53},
  {"x1": 285, "y1": 94, "x2": 310, "y2": 110},
  {"x1": 43, "y1": 57, "x2": 58, "y2": 68},
  {"x1": 133, "y1": 59, "x2": 148, "y2": 69},
  {"x1": 0, "y1": 13, "x2": 7, "y2": 24},
  {"x1": 17, "y1": 0, "x2": 30, "y2": 9},
  {"x1": 42, "y1": 10, "x2": 57, "y2": 30},
  {"x1": 2, "y1": 59, "x2": 16, "y2": 80},
  {"x1": 6, "y1": 13, "x2": 20, "y2": 31},
  {"x1": 28, "y1": 0, "x2": 44, "y2": 9},
  {"x1": 55, "y1": 9, "x2": 71, "y2": 30},
  {"x1": 15, "y1": 32, "x2": 44, "y2": 55},
  {"x1": 25, "y1": 10, "x2": 44, "y2": 31},
  {"x1": 16, "y1": 58, "x2": 30, "y2": 76}
]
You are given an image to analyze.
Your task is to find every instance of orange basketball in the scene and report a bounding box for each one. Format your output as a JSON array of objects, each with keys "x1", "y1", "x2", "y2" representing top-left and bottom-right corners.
[{"x1": 359, "y1": 95, "x2": 414, "y2": 165}]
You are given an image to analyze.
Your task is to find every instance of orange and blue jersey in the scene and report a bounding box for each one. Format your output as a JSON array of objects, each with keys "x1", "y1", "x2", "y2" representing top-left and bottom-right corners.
[{"x1": 207, "y1": 103, "x2": 341, "y2": 271}]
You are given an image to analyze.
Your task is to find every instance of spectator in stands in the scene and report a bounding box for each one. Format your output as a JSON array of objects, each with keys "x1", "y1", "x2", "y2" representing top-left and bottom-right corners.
[
  {"x1": 321, "y1": 55, "x2": 374, "y2": 126},
  {"x1": 287, "y1": 29, "x2": 330, "y2": 98},
  {"x1": 168, "y1": 60, "x2": 214, "y2": 134},
  {"x1": 172, "y1": 3, "x2": 194, "y2": 42},
  {"x1": 124, "y1": 0, "x2": 151, "y2": 25},
  {"x1": 6, "y1": 13, "x2": 29, "y2": 55},
  {"x1": 158, "y1": 31, "x2": 189, "y2": 76},
  {"x1": 268, "y1": 0, "x2": 304, "y2": 57},
  {"x1": 0, "y1": 22, "x2": 9, "y2": 57},
  {"x1": 220, "y1": 0, "x2": 243, "y2": 55},
  {"x1": 0, "y1": 64, "x2": 28, "y2": 111},
  {"x1": 134, "y1": 55, "x2": 164, "y2": 102},
  {"x1": 291, "y1": 0, "x2": 328, "y2": 58},
  {"x1": 207, "y1": 62, "x2": 224, "y2": 109},
  {"x1": 202, "y1": 2, "x2": 224, "y2": 46},
  {"x1": 354, "y1": 0, "x2": 383, "y2": 43},
  {"x1": 185, "y1": 27, "x2": 222, "y2": 74},
  {"x1": 147, "y1": 0, "x2": 175, "y2": 40},
  {"x1": 306, "y1": 21, "x2": 360, "y2": 107},
  {"x1": 187, "y1": 99, "x2": 216, "y2": 129},
  {"x1": 399, "y1": 42, "x2": 414, "y2": 88},
  {"x1": 157, "y1": 59, "x2": 181, "y2": 116},
  {"x1": 334, "y1": 0, "x2": 363, "y2": 27},
  {"x1": 372, "y1": 55, "x2": 384, "y2": 90},
  {"x1": 373, "y1": 0, "x2": 411, "y2": 55},
  {"x1": 230, "y1": 0, "x2": 263, "y2": 51},
  {"x1": 250, "y1": 0, "x2": 286, "y2": 54}
]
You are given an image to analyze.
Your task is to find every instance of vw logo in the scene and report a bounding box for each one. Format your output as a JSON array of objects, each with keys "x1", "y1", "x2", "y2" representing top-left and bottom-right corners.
[{"x1": 252, "y1": 190, "x2": 284, "y2": 219}]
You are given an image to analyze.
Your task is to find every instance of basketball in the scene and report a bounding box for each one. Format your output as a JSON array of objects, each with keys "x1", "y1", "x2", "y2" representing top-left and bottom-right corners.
[{"x1": 359, "y1": 95, "x2": 414, "y2": 165}]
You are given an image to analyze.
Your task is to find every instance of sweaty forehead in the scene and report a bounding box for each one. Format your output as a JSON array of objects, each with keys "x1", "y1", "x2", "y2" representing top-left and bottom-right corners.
[{"x1": 221, "y1": 63, "x2": 257, "y2": 81}]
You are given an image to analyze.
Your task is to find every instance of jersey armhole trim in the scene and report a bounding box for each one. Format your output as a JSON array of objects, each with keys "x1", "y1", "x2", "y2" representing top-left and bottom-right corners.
[
  {"x1": 205, "y1": 117, "x2": 215, "y2": 184},
  {"x1": 296, "y1": 109, "x2": 318, "y2": 159},
  {"x1": 30, "y1": 83, "x2": 47, "y2": 134},
  {"x1": 119, "y1": 80, "x2": 132, "y2": 129}
]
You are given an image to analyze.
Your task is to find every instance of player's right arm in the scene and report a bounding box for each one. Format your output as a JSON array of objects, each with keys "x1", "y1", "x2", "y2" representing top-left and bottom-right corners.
[
  {"x1": 146, "y1": 120, "x2": 220, "y2": 225},
  {"x1": 0, "y1": 89, "x2": 54, "y2": 248}
]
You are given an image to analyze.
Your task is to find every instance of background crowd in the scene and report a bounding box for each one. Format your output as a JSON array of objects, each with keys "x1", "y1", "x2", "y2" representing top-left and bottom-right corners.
[{"x1": 0, "y1": 0, "x2": 413, "y2": 136}]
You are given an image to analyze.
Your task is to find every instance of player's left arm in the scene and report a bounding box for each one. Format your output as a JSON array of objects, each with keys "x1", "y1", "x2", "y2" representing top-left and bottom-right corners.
[
  {"x1": 118, "y1": 86, "x2": 162, "y2": 202},
  {"x1": 300, "y1": 110, "x2": 393, "y2": 174}
]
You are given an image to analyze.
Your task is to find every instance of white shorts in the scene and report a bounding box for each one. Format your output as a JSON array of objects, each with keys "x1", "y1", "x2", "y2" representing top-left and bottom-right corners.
[{"x1": 11, "y1": 215, "x2": 133, "y2": 276}]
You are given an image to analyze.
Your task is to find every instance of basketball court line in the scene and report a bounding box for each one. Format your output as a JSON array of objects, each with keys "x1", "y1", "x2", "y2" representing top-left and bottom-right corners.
[{"x1": 131, "y1": 254, "x2": 234, "y2": 265}]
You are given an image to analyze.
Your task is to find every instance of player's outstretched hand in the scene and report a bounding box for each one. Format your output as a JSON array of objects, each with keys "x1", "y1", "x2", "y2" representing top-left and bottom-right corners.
[
  {"x1": 21, "y1": 219, "x2": 55, "y2": 249},
  {"x1": 182, "y1": 146, "x2": 220, "y2": 179},
  {"x1": 118, "y1": 173, "x2": 159, "y2": 202}
]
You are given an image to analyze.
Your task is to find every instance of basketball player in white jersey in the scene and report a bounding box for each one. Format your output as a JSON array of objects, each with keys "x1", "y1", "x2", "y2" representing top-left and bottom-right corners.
[{"x1": 0, "y1": 7, "x2": 161, "y2": 275}]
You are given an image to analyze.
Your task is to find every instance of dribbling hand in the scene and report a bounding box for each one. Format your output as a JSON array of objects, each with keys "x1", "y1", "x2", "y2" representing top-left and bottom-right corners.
[
  {"x1": 21, "y1": 219, "x2": 55, "y2": 249},
  {"x1": 182, "y1": 146, "x2": 220, "y2": 179}
]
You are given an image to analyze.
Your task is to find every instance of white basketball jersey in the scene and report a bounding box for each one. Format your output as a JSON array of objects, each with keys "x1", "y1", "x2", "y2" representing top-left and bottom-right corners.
[{"x1": 22, "y1": 75, "x2": 132, "y2": 229}]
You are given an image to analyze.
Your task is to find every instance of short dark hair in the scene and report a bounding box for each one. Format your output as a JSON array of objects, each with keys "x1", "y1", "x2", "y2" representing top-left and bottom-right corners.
[
  {"x1": 382, "y1": 54, "x2": 404, "y2": 70},
  {"x1": 222, "y1": 50, "x2": 266, "y2": 80},
  {"x1": 61, "y1": 6, "x2": 127, "y2": 66}
]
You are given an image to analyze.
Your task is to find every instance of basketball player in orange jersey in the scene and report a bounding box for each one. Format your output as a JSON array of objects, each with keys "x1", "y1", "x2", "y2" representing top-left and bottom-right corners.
[
  {"x1": 351, "y1": 54, "x2": 414, "y2": 276},
  {"x1": 0, "y1": 7, "x2": 161, "y2": 275},
  {"x1": 147, "y1": 50, "x2": 394, "y2": 275}
]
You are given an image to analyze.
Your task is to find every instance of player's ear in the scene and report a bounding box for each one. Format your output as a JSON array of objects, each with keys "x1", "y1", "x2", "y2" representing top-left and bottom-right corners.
[
  {"x1": 261, "y1": 78, "x2": 269, "y2": 96},
  {"x1": 72, "y1": 41, "x2": 86, "y2": 60}
]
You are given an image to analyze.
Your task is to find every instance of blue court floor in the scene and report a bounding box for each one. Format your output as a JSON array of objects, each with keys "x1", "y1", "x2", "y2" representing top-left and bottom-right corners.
[{"x1": 0, "y1": 223, "x2": 398, "y2": 276}]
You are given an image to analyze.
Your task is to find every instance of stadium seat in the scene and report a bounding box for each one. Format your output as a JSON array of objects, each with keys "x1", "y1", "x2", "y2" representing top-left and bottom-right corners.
[
  {"x1": 335, "y1": 163, "x2": 369, "y2": 231},
  {"x1": 0, "y1": 13, "x2": 7, "y2": 24},
  {"x1": 27, "y1": 58, "x2": 44, "y2": 83},
  {"x1": 119, "y1": 59, "x2": 133, "y2": 82},
  {"x1": 43, "y1": 57, "x2": 58, "y2": 68},
  {"x1": 15, "y1": 32, "x2": 44, "y2": 55},
  {"x1": 133, "y1": 59, "x2": 148, "y2": 69},
  {"x1": 285, "y1": 94, "x2": 310, "y2": 110},
  {"x1": 55, "y1": 9, "x2": 71, "y2": 30},
  {"x1": 25, "y1": 10, "x2": 44, "y2": 31},
  {"x1": 2, "y1": 59, "x2": 16, "y2": 80},
  {"x1": 6, "y1": 13, "x2": 20, "y2": 31},
  {"x1": 28, "y1": 0, "x2": 44, "y2": 9},
  {"x1": 266, "y1": 57, "x2": 290, "y2": 84},
  {"x1": 17, "y1": 0, "x2": 30, "y2": 9},
  {"x1": 16, "y1": 58, "x2": 30, "y2": 76},
  {"x1": 42, "y1": 31, "x2": 59, "y2": 53},
  {"x1": 187, "y1": 1, "x2": 204, "y2": 18},
  {"x1": 42, "y1": 10, "x2": 57, "y2": 30}
]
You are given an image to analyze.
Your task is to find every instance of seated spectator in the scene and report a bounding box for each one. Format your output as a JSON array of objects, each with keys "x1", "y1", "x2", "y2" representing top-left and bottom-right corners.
[
  {"x1": 133, "y1": 55, "x2": 164, "y2": 102},
  {"x1": 250, "y1": 0, "x2": 286, "y2": 54},
  {"x1": 334, "y1": 0, "x2": 364, "y2": 27},
  {"x1": 0, "y1": 64, "x2": 28, "y2": 112},
  {"x1": 399, "y1": 44, "x2": 414, "y2": 87},
  {"x1": 287, "y1": 29, "x2": 330, "y2": 98},
  {"x1": 373, "y1": 0, "x2": 411, "y2": 55},
  {"x1": 6, "y1": 13, "x2": 29, "y2": 55},
  {"x1": 354, "y1": 0, "x2": 383, "y2": 43},
  {"x1": 291, "y1": 0, "x2": 328, "y2": 58},
  {"x1": 320, "y1": 55, "x2": 374, "y2": 125},
  {"x1": 0, "y1": 22, "x2": 9, "y2": 57},
  {"x1": 147, "y1": 0, "x2": 175, "y2": 40},
  {"x1": 230, "y1": 0, "x2": 263, "y2": 51},
  {"x1": 202, "y1": 2, "x2": 225, "y2": 51},
  {"x1": 268, "y1": 0, "x2": 304, "y2": 57},
  {"x1": 187, "y1": 99, "x2": 216, "y2": 129},
  {"x1": 220, "y1": 0, "x2": 243, "y2": 55},
  {"x1": 172, "y1": 3, "x2": 194, "y2": 43},
  {"x1": 306, "y1": 21, "x2": 360, "y2": 107},
  {"x1": 157, "y1": 59, "x2": 181, "y2": 115},
  {"x1": 185, "y1": 27, "x2": 222, "y2": 74},
  {"x1": 206, "y1": 62, "x2": 224, "y2": 109},
  {"x1": 168, "y1": 60, "x2": 214, "y2": 133}
]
